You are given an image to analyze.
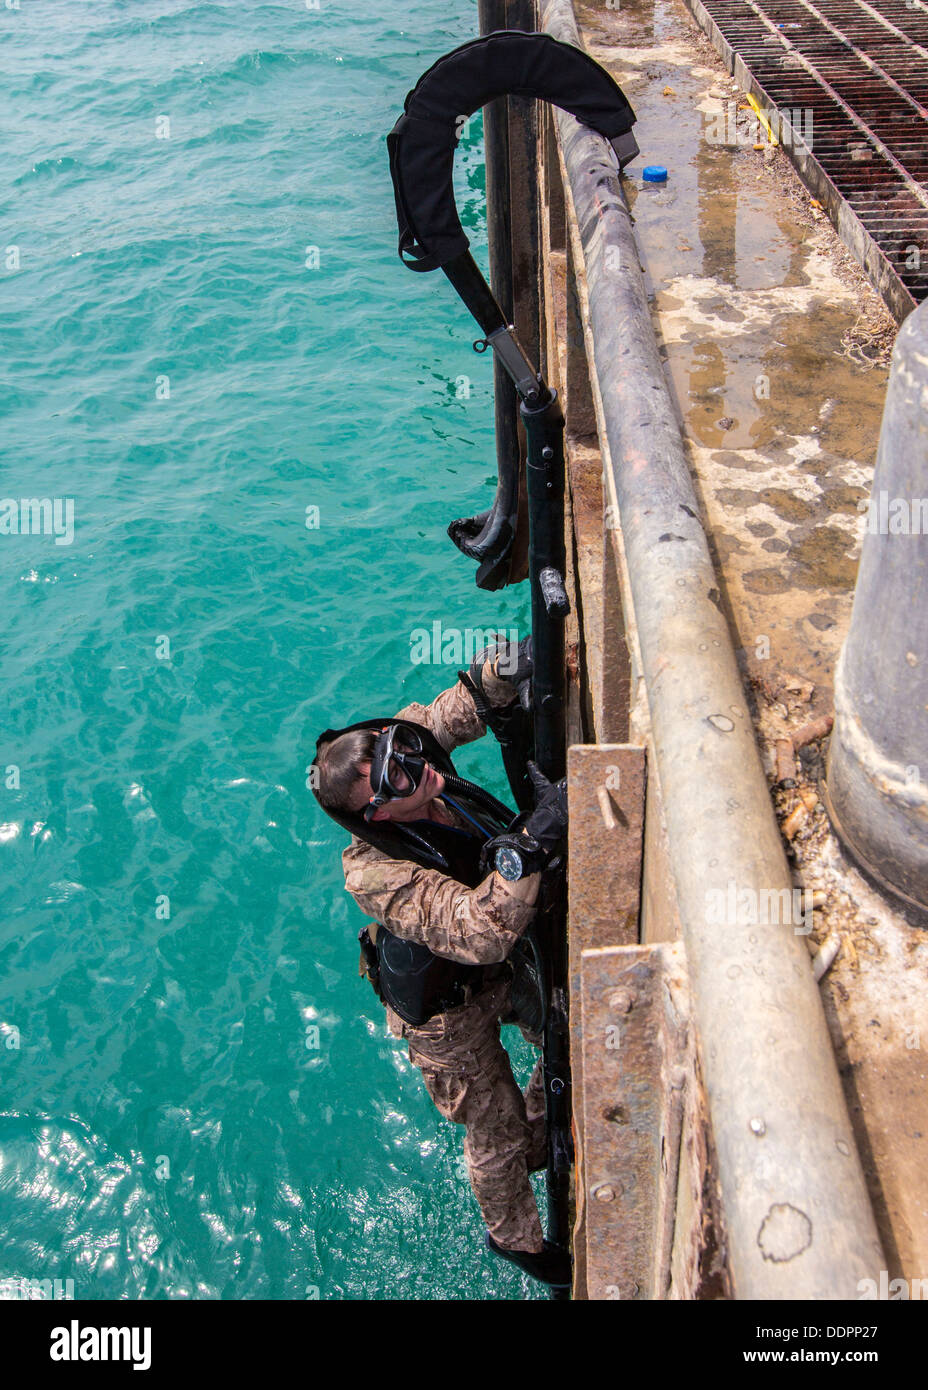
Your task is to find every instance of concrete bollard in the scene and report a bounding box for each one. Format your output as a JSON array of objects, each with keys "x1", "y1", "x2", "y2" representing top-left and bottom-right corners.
[{"x1": 826, "y1": 297, "x2": 928, "y2": 913}]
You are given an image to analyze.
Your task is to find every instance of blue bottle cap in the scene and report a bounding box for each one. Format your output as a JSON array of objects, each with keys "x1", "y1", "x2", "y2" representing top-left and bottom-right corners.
[{"x1": 642, "y1": 165, "x2": 668, "y2": 183}]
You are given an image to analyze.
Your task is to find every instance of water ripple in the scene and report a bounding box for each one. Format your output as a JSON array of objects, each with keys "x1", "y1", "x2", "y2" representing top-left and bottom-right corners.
[{"x1": 0, "y1": 0, "x2": 538, "y2": 1302}]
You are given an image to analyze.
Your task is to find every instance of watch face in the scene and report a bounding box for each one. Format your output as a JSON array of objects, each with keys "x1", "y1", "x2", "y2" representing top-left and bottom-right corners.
[{"x1": 495, "y1": 845, "x2": 523, "y2": 882}]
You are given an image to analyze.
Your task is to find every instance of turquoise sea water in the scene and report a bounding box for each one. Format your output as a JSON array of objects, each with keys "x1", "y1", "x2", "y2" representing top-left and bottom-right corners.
[{"x1": 0, "y1": 0, "x2": 539, "y2": 1300}]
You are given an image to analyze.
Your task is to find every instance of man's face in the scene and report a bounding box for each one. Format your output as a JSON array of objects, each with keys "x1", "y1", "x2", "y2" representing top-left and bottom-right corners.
[{"x1": 347, "y1": 759, "x2": 445, "y2": 822}]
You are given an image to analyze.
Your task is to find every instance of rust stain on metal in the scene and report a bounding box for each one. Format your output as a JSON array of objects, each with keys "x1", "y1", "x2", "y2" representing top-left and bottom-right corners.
[
  {"x1": 578, "y1": 942, "x2": 692, "y2": 1299},
  {"x1": 567, "y1": 744, "x2": 646, "y2": 1297},
  {"x1": 567, "y1": 744, "x2": 646, "y2": 953}
]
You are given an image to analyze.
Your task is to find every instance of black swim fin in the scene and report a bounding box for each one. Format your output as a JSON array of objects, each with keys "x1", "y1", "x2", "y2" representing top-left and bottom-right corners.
[{"x1": 485, "y1": 1231, "x2": 571, "y2": 1288}]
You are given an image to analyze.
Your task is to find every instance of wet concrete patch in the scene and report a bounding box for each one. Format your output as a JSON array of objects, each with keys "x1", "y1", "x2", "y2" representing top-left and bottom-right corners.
[
  {"x1": 742, "y1": 565, "x2": 792, "y2": 595},
  {"x1": 576, "y1": 0, "x2": 895, "y2": 693},
  {"x1": 790, "y1": 525, "x2": 861, "y2": 591}
]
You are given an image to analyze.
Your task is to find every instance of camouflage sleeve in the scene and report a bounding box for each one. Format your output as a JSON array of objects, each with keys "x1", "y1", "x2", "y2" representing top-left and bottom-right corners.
[
  {"x1": 342, "y1": 838, "x2": 539, "y2": 965},
  {"x1": 395, "y1": 667, "x2": 518, "y2": 755}
]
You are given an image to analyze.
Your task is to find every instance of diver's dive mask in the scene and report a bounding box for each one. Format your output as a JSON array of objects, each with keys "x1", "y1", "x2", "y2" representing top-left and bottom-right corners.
[{"x1": 364, "y1": 724, "x2": 429, "y2": 821}]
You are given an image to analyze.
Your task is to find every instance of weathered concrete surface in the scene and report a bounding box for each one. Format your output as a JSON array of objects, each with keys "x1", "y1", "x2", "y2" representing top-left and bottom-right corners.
[
  {"x1": 787, "y1": 810, "x2": 928, "y2": 1284},
  {"x1": 574, "y1": 0, "x2": 895, "y2": 709},
  {"x1": 564, "y1": 0, "x2": 928, "y2": 1283}
]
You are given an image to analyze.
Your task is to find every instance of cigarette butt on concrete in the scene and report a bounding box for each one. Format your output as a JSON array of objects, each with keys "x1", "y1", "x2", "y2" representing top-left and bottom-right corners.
[
  {"x1": 813, "y1": 934, "x2": 841, "y2": 982},
  {"x1": 792, "y1": 713, "x2": 834, "y2": 749},
  {"x1": 775, "y1": 738, "x2": 796, "y2": 785}
]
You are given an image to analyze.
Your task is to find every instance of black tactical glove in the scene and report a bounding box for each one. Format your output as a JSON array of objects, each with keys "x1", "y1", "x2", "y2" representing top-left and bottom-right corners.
[
  {"x1": 523, "y1": 760, "x2": 568, "y2": 851},
  {"x1": 491, "y1": 635, "x2": 533, "y2": 711},
  {"x1": 480, "y1": 762, "x2": 567, "y2": 882},
  {"x1": 469, "y1": 634, "x2": 533, "y2": 711}
]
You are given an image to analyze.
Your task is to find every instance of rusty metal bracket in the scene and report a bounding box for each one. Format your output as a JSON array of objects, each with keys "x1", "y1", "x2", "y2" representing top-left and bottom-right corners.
[
  {"x1": 567, "y1": 743, "x2": 647, "y2": 1298},
  {"x1": 567, "y1": 744, "x2": 645, "y2": 952},
  {"x1": 578, "y1": 942, "x2": 691, "y2": 1300}
]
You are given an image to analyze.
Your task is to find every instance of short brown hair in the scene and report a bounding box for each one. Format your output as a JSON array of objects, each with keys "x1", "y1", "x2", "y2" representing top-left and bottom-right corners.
[{"x1": 313, "y1": 728, "x2": 377, "y2": 811}]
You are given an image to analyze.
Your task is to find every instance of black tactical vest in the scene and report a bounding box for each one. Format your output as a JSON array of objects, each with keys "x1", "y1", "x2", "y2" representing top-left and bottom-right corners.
[{"x1": 314, "y1": 717, "x2": 512, "y2": 1025}]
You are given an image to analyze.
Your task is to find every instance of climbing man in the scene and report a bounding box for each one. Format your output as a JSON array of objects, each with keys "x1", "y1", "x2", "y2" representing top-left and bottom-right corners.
[{"x1": 311, "y1": 636, "x2": 569, "y2": 1287}]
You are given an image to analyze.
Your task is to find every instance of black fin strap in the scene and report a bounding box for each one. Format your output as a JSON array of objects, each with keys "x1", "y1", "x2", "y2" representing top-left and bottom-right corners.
[
  {"x1": 459, "y1": 667, "x2": 521, "y2": 751},
  {"x1": 399, "y1": 229, "x2": 443, "y2": 272},
  {"x1": 388, "y1": 116, "x2": 457, "y2": 272},
  {"x1": 459, "y1": 667, "x2": 491, "y2": 724}
]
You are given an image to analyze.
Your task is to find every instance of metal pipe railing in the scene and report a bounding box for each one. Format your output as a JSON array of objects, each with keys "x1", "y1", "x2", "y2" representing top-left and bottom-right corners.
[{"x1": 541, "y1": 0, "x2": 885, "y2": 1299}]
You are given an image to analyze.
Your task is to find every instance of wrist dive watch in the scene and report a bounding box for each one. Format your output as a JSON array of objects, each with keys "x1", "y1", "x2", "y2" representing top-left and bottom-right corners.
[{"x1": 484, "y1": 831, "x2": 546, "y2": 881}]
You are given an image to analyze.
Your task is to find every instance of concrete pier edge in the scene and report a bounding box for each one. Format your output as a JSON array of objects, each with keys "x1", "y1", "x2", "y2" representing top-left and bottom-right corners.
[{"x1": 541, "y1": 0, "x2": 885, "y2": 1297}]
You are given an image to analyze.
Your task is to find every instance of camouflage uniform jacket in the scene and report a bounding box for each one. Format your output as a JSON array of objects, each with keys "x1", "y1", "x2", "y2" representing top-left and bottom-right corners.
[{"x1": 341, "y1": 674, "x2": 539, "y2": 1036}]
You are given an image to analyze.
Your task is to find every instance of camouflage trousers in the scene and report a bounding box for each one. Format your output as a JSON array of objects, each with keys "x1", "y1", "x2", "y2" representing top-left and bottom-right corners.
[{"x1": 388, "y1": 974, "x2": 546, "y2": 1253}]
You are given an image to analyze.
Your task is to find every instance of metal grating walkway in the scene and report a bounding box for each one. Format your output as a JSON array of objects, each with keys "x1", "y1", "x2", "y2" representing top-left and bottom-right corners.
[{"x1": 686, "y1": 0, "x2": 928, "y2": 318}]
